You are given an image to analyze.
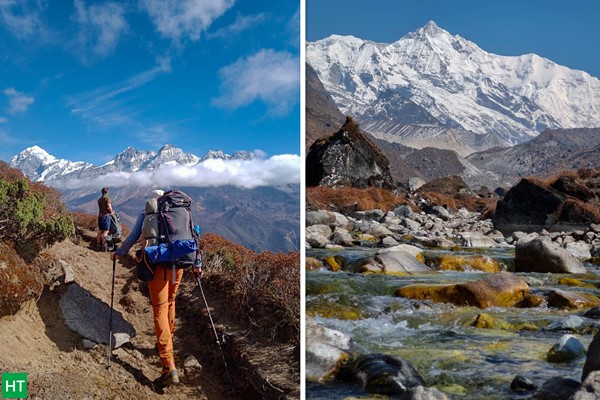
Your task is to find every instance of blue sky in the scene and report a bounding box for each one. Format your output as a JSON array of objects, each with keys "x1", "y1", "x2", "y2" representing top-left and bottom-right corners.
[
  {"x1": 307, "y1": 0, "x2": 600, "y2": 79},
  {"x1": 0, "y1": 0, "x2": 300, "y2": 165}
]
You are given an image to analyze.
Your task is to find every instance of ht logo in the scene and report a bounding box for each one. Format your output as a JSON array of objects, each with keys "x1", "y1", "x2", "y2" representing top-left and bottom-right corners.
[{"x1": 1, "y1": 373, "x2": 27, "y2": 399}]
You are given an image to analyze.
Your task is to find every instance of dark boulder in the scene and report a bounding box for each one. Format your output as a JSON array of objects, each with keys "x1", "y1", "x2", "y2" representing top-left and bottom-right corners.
[
  {"x1": 493, "y1": 178, "x2": 565, "y2": 232},
  {"x1": 306, "y1": 116, "x2": 396, "y2": 189},
  {"x1": 531, "y1": 377, "x2": 580, "y2": 400},
  {"x1": 493, "y1": 175, "x2": 600, "y2": 234},
  {"x1": 515, "y1": 237, "x2": 588, "y2": 274},
  {"x1": 338, "y1": 353, "x2": 426, "y2": 396},
  {"x1": 582, "y1": 330, "x2": 600, "y2": 382}
]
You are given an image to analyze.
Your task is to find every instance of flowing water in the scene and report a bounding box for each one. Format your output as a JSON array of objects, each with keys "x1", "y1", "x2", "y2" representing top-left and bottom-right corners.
[{"x1": 306, "y1": 246, "x2": 600, "y2": 399}]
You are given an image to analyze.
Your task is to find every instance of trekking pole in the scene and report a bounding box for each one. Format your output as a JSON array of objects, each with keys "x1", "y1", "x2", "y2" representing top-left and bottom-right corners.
[
  {"x1": 195, "y1": 275, "x2": 236, "y2": 393},
  {"x1": 108, "y1": 245, "x2": 119, "y2": 368}
]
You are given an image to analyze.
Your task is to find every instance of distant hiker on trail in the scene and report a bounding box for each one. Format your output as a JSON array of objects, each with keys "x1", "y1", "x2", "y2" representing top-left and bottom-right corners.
[
  {"x1": 111, "y1": 189, "x2": 202, "y2": 388},
  {"x1": 97, "y1": 187, "x2": 113, "y2": 251}
]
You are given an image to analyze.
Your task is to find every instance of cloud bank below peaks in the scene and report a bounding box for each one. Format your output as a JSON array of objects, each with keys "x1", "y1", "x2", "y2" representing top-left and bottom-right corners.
[{"x1": 51, "y1": 154, "x2": 300, "y2": 190}]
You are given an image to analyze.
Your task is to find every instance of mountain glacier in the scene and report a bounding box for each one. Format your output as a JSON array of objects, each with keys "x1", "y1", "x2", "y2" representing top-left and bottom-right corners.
[{"x1": 307, "y1": 21, "x2": 600, "y2": 146}]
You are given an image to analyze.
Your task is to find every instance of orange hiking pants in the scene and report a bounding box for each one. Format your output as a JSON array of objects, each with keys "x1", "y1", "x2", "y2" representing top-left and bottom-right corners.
[{"x1": 148, "y1": 264, "x2": 184, "y2": 371}]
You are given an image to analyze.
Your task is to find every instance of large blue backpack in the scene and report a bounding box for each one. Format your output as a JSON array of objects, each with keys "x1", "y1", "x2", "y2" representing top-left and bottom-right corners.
[{"x1": 137, "y1": 190, "x2": 199, "y2": 281}]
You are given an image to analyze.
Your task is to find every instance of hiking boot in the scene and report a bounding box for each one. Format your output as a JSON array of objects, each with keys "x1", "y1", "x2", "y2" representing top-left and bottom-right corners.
[{"x1": 154, "y1": 369, "x2": 179, "y2": 387}]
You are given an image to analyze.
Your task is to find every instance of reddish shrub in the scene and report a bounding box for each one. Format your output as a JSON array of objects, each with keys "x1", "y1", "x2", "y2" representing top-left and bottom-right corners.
[
  {"x1": 200, "y1": 232, "x2": 299, "y2": 343},
  {"x1": 306, "y1": 186, "x2": 410, "y2": 214},
  {"x1": 0, "y1": 243, "x2": 45, "y2": 316}
]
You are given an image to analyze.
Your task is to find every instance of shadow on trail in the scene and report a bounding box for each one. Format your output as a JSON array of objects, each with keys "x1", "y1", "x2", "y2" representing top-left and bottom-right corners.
[
  {"x1": 111, "y1": 352, "x2": 163, "y2": 394},
  {"x1": 37, "y1": 286, "x2": 80, "y2": 353}
]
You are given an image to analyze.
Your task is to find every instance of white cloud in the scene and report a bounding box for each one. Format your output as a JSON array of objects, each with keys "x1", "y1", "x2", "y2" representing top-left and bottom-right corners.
[
  {"x1": 73, "y1": 0, "x2": 128, "y2": 62},
  {"x1": 0, "y1": 116, "x2": 7, "y2": 123},
  {"x1": 50, "y1": 154, "x2": 300, "y2": 190},
  {"x1": 4, "y1": 87, "x2": 34, "y2": 113},
  {"x1": 0, "y1": 0, "x2": 47, "y2": 40},
  {"x1": 212, "y1": 49, "x2": 299, "y2": 116},
  {"x1": 141, "y1": 0, "x2": 235, "y2": 43},
  {"x1": 207, "y1": 13, "x2": 266, "y2": 39}
]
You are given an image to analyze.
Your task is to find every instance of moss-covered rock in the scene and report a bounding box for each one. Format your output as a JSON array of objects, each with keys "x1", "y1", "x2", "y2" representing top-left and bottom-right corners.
[
  {"x1": 306, "y1": 257, "x2": 323, "y2": 271},
  {"x1": 557, "y1": 277, "x2": 595, "y2": 289},
  {"x1": 395, "y1": 272, "x2": 530, "y2": 308},
  {"x1": 323, "y1": 255, "x2": 348, "y2": 272},
  {"x1": 307, "y1": 302, "x2": 363, "y2": 320},
  {"x1": 473, "y1": 313, "x2": 538, "y2": 331},
  {"x1": 548, "y1": 289, "x2": 600, "y2": 309},
  {"x1": 432, "y1": 254, "x2": 502, "y2": 273},
  {"x1": 521, "y1": 293, "x2": 548, "y2": 308}
]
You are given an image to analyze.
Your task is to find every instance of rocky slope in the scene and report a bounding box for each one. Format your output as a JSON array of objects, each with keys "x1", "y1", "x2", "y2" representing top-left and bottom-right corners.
[
  {"x1": 305, "y1": 63, "x2": 346, "y2": 147},
  {"x1": 467, "y1": 128, "x2": 600, "y2": 187}
]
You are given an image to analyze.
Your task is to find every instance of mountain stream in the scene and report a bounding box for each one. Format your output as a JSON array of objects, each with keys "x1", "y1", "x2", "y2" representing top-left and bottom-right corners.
[{"x1": 306, "y1": 246, "x2": 600, "y2": 399}]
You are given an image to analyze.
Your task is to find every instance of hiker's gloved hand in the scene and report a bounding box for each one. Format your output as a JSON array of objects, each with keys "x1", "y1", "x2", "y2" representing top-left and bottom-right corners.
[
  {"x1": 192, "y1": 265, "x2": 202, "y2": 278},
  {"x1": 111, "y1": 253, "x2": 121, "y2": 262}
]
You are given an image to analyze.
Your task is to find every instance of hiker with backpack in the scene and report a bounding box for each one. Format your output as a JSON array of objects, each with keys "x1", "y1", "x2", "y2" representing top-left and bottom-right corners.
[
  {"x1": 97, "y1": 187, "x2": 114, "y2": 251},
  {"x1": 111, "y1": 190, "x2": 202, "y2": 387},
  {"x1": 111, "y1": 189, "x2": 202, "y2": 388}
]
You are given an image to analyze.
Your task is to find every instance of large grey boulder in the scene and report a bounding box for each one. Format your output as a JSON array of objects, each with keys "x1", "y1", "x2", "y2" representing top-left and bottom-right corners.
[
  {"x1": 59, "y1": 283, "x2": 136, "y2": 349},
  {"x1": 565, "y1": 242, "x2": 592, "y2": 259},
  {"x1": 306, "y1": 211, "x2": 335, "y2": 227},
  {"x1": 306, "y1": 224, "x2": 332, "y2": 248},
  {"x1": 458, "y1": 232, "x2": 498, "y2": 248},
  {"x1": 331, "y1": 228, "x2": 354, "y2": 247},
  {"x1": 306, "y1": 317, "x2": 353, "y2": 381},
  {"x1": 515, "y1": 238, "x2": 588, "y2": 274},
  {"x1": 355, "y1": 247, "x2": 431, "y2": 275}
]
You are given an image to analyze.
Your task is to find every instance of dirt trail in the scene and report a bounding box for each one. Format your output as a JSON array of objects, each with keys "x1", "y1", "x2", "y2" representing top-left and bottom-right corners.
[{"x1": 0, "y1": 236, "x2": 299, "y2": 399}]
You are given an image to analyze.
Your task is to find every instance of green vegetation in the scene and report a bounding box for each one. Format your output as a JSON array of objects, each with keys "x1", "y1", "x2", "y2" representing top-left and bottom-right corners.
[
  {"x1": 0, "y1": 162, "x2": 74, "y2": 316},
  {"x1": 0, "y1": 162, "x2": 73, "y2": 262}
]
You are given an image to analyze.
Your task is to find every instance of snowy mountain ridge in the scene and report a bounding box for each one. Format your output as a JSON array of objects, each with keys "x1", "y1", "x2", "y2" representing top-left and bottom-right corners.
[
  {"x1": 307, "y1": 21, "x2": 600, "y2": 146},
  {"x1": 9, "y1": 145, "x2": 258, "y2": 182}
]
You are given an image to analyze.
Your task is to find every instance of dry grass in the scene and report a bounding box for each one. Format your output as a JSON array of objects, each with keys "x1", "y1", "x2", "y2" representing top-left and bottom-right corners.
[
  {"x1": 556, "y1": 199, "x2": 600, "y2": 223},
  {"x1": 306, "y1": 186, "x2": 411, "y2": 213},
  {"x1": 200, "y1": 233, "x2": 299, "y2": 344},
  {"x1": 421, "y1": 191, "x2": 495, "y2": 213},
  {"x1": 0, "y1": 243, "x2": 46, "y2": 316}
]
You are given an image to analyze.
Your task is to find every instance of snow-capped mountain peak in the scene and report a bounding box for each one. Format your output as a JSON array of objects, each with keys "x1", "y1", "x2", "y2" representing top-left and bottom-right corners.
[
  {"x1": 8, "y1": 145, "x2": 257, "y2": 182},
  {"x1": 9, "y1": 146, "x2": 93, "y2": 182},
  {"x1": 307, "y1": 21, "x2": 600, "y2": 147},
  {"x1": 11, "y1": 145, "x2": 56, "y2": 165},
  {"x1": 417, "y1": 20, "x2": 445, "y2": 37}
]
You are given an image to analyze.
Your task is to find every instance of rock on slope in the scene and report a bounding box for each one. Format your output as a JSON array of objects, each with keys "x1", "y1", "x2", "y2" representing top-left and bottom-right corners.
[{"x1": 306, "y1": 116, "x2": 396, "y2": 189}]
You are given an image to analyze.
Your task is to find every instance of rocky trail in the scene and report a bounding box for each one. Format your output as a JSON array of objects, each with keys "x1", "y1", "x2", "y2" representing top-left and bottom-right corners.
[{"x1": 0, "y1": 233, "x2": 299, "y2": 399}]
